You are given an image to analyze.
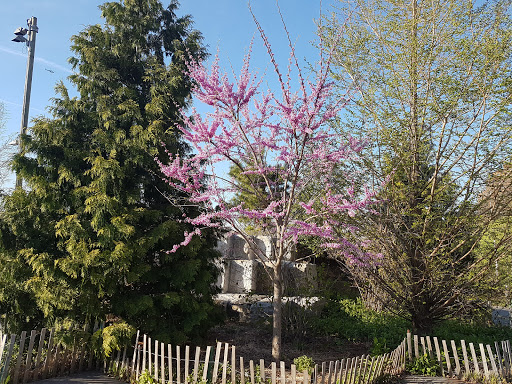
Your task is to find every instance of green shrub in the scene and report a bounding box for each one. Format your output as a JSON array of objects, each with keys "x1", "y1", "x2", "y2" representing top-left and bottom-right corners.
[
  {"x1": 293, "y1": 355, "x2": 315, "y2": 374},
  {"x1": 406, "y1": 353, "x2": 439, "y2": 376},
  {"x1": 313, "y1": 298, "x2": 408, "y2": 350},
  {"x1": 370, "y1": 337, "x2": 388, "y2": 356},
  {"x1": 433, "y1": 319, "x2": 512, "y2": 346},
  {"x1": 91, "y1": 321, "x2": 136, "y2": 358},
  {"x1": 137, "y1": 371, "x2": 157, "y2": 384}
]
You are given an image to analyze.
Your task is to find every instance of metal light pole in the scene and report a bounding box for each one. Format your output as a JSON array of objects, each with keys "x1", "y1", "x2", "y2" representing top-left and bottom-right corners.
[{"x1": 12, "y1": 16, "x2": 38, "y2": 188}]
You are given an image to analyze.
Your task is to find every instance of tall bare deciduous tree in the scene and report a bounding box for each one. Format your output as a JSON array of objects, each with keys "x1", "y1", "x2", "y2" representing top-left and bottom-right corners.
[{"x1": 322, "y1": 0, "x2": 512, "y2": 331}]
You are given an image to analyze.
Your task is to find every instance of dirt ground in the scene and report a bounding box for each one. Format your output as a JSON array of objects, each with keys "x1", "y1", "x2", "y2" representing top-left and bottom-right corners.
[{"x1": 204, "y1": 320, "x2": 371, "y2": 365}]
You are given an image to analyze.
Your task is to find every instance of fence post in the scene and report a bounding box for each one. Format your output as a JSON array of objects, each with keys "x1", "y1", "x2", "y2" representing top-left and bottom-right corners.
[
  {"x1": 406, "y1": 331, "x2": 412, "y2": 361},
  {"x1": 0, "y1": 335, "x2": 16, "y2": 384}
]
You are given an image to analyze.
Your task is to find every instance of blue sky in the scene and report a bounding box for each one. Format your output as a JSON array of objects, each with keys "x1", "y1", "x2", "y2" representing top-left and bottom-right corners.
[{"x1": 0, "y1": 0, "x2": 335, "y2": 188}]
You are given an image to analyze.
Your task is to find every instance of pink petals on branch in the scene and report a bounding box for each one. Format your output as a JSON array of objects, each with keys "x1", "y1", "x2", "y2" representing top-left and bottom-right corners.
[{"x1": 159, "y1": 30, "x2": 378, "y2": 263}]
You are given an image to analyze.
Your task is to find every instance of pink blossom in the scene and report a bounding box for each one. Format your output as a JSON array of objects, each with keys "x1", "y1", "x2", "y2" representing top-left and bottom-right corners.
[{"x1": 158, "y1": 17, "x2": 379, "y2": 266}]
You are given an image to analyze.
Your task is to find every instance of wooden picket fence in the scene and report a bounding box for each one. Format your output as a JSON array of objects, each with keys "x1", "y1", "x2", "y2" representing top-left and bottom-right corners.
[
  {"x1": 406, "y1": 331, "x2": 512, "y2": 381},
  {"x1": 0, "y1": 326, "x2": 99, "y2": 384},
  {"x1": 0, "y1": 325, "x2": 407, "y2": 384},
  {"x1": 116, "y1": 331, "x2": 408, "y2": 384}
]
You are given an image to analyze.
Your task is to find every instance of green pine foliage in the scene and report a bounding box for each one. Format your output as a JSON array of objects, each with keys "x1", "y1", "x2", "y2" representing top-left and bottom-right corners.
[{"x1": 0, "y1": 0, "x2": 222, "y2": 342}]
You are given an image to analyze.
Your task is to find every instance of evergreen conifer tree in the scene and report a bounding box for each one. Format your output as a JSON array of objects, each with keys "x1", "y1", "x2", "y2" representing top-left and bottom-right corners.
[{"x1": 0, "y1": 0, "x2": 221, "y2": 342}]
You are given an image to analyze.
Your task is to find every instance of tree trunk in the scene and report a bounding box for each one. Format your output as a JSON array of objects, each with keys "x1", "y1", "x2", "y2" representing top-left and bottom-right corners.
[
  {"x1": 272, "y1": 262, "x2": 283, "y2": 361},
  {"x1": 411, "y1": 304, "x2": 434, "y2": 335}
]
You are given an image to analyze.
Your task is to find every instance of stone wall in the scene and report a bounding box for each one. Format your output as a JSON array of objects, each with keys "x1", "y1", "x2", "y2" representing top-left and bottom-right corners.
[{"x1": 216, "y1": 233, "x2": 317, "y2": 295}]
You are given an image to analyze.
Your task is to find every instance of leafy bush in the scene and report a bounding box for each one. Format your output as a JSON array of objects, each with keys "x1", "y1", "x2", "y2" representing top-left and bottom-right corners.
[
  {"x1": 314, "y1": 297, "x2": 512, "y2": 354},
  {"x1": 137, "y1": 370, "x2": 157, "y2": 384},
  {"x1": 406, "y1": 353, "x2": 439, "y2": 376},
  {"x1": 433, "y1": 319, "x2": 512, "y2": 345},
  {"x1": 91, "y1": 321, "x2": 136, "y2": 358},
  {"x1": 293, "y1": 355, "x2": 315, "y2": 374},
  {"x1": 313, "y1": 298, "x2": 408, "y2": 351},
  {"x1": 370, "y1": 337, "x2": 388, "y2": 356}
]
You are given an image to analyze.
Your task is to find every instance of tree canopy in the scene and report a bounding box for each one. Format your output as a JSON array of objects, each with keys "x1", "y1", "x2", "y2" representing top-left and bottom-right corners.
[
  {"x1": 0, "y1": 0, "x2": 221, "y2": 343},
  {"x1": 322, "y1": 0, "x2": 512, "y2": 331},
  {"x1": 159, "y1": 11, "x2": 377, "y2": 360}
]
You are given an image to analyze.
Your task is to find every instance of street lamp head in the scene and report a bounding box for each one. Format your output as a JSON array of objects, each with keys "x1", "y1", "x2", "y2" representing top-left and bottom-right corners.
[
  {"x1": 13, "y1": 27, "x2": 28, "y2": 36},
  {"x1": 12, "y1": 35, "x2": 28, "y2": 43}
]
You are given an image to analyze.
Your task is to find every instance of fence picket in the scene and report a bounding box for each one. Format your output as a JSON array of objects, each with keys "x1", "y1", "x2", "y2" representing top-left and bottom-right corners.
[
  {"x1": 0, "y1": 334, "x2": 6, "y2": 366},
  {"x1": 502, "y1": 341, "x2": 509, "y2": 376},
  {"x1": 155, "y1": 340, "x2": 159, "y2": 381},
  {"x1": 260, "y1": 359, "x2": 266, "y2": 383},
  {"x1": 177, "y1": 345, "x2": 182, "y2": 384},
  {"x1": 336, "y1": 360, "x2": 343, "y2": 384},
  {"x1": 432, "y1": 337, "x2": 444, "y2": 376},
  {"x1": 231, "y1": 346, "x2": 236, "y2": 384},
  {"x1": 479, "y1": 343, "x2": 489, "y2": 377},
  {"x1": 193, "y1": 346, "x2": 200, "y2": 384},
  {"x1": 142, "y1": 335, "x2": 147, "y2": 375},
  {"x1": 450, "y1": 340, "x2": 461, "y2": 377},
  {"x1": 377, "y1": 355, "x2": 387, "y2": 378},
  {"x1": 461, "y1": 340, "x2": 470, "y2": 375},
  {"x1": 13, "y1": 330, "x2": 27, "y2": 384},
  {"x1": 221, "y1": 343, "x2": 228, "y2": 384},
  {"x1": 161, "y1": 343, "x2": 165, "y2": 384},
  {"x1": 43, "y1": 329, "x2": 55, "y2": 379},
  {"x1": 121, "y1": 345, "x2": 127, "y2": 372},
  {"x1": 252, "y1": 360, "x2": 257, "y2": 384},
  {"x1": 333, "y1": 361, "x2": 339, "y2": 384},
  {"x1": 351, "y1": 356, "x2": 359, "y2": 384},
  {"x1": 413, "y1": 335, "x2": 419, "y2": 359},
  {"x1": 0, "y1": 334, "x2": 16, "y2": 384},
  {"x1": 0, "y1": 332, "x2": 7, "y2": 370},
  {"x1": 372, "y1": 356, "x2": 382, "y2": 383},
  {"x1": 185, "y1": 345, "x2": 190, "y2": 384},
  {"x1": 291, "y1": 364, "x2": 297, "y2": 384},
  {"x1": 327, "y1": 361, "x2": 333, "y2": 384},
  {"x1": 303, "y1": 369, "x2": 309, "y2": 384},
  {"x1": 355, "y1": 357, "x2": 363, "y2": 384},
  {"x1": 202, "y1": 346, "x2": 211, "y2": 384},
  {"x1": 366, "y1": 357, "x2": 377, "y2": 384},
  {"x1": 132, "y1": 330, "x2": 140, "y2": 374},
  {"x1": 272, "y1": 362, "x2": 277, "y2": 384},
  {"x1": 321, "y1": 362, "x2": 326, "y2": 384},
  {"x1": 441, "y1": 340, "x2": 452, "y2": 376},
  {"x1": 494, "y1": 341, "x2": 503, "y2": 376},
  {"x1": 240, "y1": 357, "x2": 245, "y2": 384},
  {"x1": 135, "y1": 340, "x2": 141, "y2": 379},
  {"x1": 280, "y1": 361, "x2": 285, "y2": 384},
  {"x1": 148, "y1": 337, "x2": 153, "y2": 376},
  {"x1": 357, "y1": 356, "x2": 368, "y2": 384},
  {"x1": 168, "y1": 344, "x2": 173, "y2": 384},
  {"x1": 407, "y1": 332, "x2": 412, "y2": 360},
  {"x1": 486, "y1": 344, "x2": 499, "y2": 376},
  {"x1": 345, "y1": 358, "x2": 352, "y2": 384},
  {"x1": 23, "y1": 329, "x2": 37, "y2": 383},
  {"x1": 469, "y1": 342, "x2": 479, "y2": 374},
  {"x1": 53, "y1": 342, "x2": 62, "y2": 377},
  {"x1": 420, "y1": 337, "x2": 426, "y2": 356},
  {"x1": 426, "y1": 336, "x2": 433, "y2": 359},
  {"x1": 506, "y1": 340, "x2": 512, "y2": 376},
  {"x1": 212, "y1": 342, "x2": 221, "y2": 384}
]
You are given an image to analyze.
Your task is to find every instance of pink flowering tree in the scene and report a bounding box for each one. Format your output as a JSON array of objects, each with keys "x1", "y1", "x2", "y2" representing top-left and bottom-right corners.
[{"x1": 159, "y1": 17, "x2": 377, "y2": 360}]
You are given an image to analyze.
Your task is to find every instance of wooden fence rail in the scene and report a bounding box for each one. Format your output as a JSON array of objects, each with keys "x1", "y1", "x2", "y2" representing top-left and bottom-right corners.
[
  {"x1": 0, "y1": 324, "x2": 101, "y2": 384},
  {"x1": 1, "y1": 325, "x2": 407, "y2": 384},
  {"x1": 406, "y1": 331, "x2": 512, "y2": 381},
  {"x1": 114, "y1": 332, "x2": 408, "y2": 384}
]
